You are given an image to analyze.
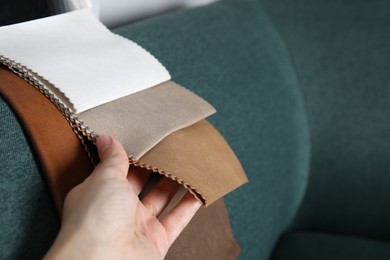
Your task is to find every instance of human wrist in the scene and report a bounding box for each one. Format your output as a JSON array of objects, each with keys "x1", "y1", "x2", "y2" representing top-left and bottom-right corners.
[
  {"x1": 45, "y1": 226, "x2": 102, "y2": 259},
  {"x1": 45, "y1": 222, "x2": 133, "y2": 260}
]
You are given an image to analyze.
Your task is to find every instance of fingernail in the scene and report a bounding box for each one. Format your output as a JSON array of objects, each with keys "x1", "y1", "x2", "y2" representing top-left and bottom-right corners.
[{"x1": 97, "y1": 135, "x2": 112, "y2": 157}]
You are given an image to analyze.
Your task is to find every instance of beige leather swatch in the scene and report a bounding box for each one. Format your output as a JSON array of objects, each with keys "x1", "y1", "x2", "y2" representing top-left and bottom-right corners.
[
  {"x1": 137, "y1": 119, "x2": 248, "y2": 206},
  {"x1": 79, "y1": 81, "x2": 216, "y2": 159}
]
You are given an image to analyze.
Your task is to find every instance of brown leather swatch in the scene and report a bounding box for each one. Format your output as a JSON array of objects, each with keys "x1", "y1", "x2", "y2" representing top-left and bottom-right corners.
[
  {"x1": 139, "y1": 119, "x2": 248, "y2": 206},
  {"x1": 164, "y1": 187, "x2": 240, "y2": 260},
  {"x1": 79, "y1": 81, "x2": 216, "y2": 159},
  {"x1": 0, "y1": 65, "x2": 93, "y2": 213}
]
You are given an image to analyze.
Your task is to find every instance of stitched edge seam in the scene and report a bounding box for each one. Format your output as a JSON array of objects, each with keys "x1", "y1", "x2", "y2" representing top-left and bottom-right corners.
[
  {"x1": 0, "y1": 55, "x2": 98, "y2": 166},
  {"x1": 128, "y1": 156, "x2": 207, "y2": 206}
]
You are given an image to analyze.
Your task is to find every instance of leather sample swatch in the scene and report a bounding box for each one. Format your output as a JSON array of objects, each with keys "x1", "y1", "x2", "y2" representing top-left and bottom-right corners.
[
  {"x1": 0, "y1": 9, "x2": 170, "y2": 112},
  {"x1": 163, "y1": 187, "x2": 241, "y2": 259},
  {"x1": 79, "y1": 81, "x2": 216, "y2": 159},
  {"x1": 0, "y1": 65, "x2": 93, "y2": 212},
  {"x1": 137, "y1": 119, "x2": 248, "y2": 206}
]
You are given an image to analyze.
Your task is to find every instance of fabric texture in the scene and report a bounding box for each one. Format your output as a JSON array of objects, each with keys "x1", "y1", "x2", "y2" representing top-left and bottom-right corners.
[
  {"x1": 114, "y1": 0, "x2": 310, "y2": 258},
  {"x1": 80, "y1": 80, "x2": 216, "y2": 159},
  {"x1": 261, "y1": 0, "x2": 390, "y2": 240},
  {"x1": 0, "y1": 97, "x2": 59, "y2": 259},
  {"x1": 272, "y1": 232, "x2": 390, "y2": 260},
  {"x1": 139, "y1": 119, "x2": 247, "y2": 206}
]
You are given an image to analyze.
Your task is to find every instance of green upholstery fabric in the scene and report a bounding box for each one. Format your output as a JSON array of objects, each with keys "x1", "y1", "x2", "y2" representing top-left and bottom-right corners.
[
  {"x1": 0, "y1": 98, "x2": 59, "y2": 259},
  {"x1": 272, "y1": 232, "x2": 390, "y2": 260},
  {"x1": 260, "y1": 0, "x2": 390, "y2": 241},
  {"x1": 114, "y1": 1, "x2": 309, "y2": 259},
  {"x1": 0, "y1": 0, "x2": 310, "y2": 259},
  {"x1": 3, "y1": 0, "x2": 390, "y2": 259}
]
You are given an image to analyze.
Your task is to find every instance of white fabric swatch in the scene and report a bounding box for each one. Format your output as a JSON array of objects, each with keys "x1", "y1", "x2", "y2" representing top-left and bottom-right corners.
[{"x1": 0, "y1": 9, "x2": 170, "y2": 112}]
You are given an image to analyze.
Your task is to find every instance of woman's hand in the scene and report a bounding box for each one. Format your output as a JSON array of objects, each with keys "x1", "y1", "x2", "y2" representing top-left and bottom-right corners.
[{"x1": 45, "y1": 135, "x2": 201, "y2": 259}]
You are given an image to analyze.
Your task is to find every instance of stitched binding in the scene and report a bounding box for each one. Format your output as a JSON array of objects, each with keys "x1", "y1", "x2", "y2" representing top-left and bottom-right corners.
[
  {"x1": 128, "y1": 156, "x2": 206, "y2": 206},
  {"x1": 0, "y1": 55, "x2": 98, "y2": 165}
]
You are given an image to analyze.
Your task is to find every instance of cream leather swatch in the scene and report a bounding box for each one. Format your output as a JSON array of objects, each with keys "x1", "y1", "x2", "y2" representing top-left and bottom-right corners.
[
  {"x1": 0, "y1": 9, "x2": 170, "y2": 112},
  {"x1": 79, "y1": 81, "x2": 216, "y2": 159},
  {"x1": 137, "y1": 119, "x2": 248, "y2": 206}
]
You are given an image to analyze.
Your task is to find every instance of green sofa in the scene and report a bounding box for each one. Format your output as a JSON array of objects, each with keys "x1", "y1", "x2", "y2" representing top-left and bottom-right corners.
[{"x1": 1, "y1": 0, "x2": 389, "y2": 259}]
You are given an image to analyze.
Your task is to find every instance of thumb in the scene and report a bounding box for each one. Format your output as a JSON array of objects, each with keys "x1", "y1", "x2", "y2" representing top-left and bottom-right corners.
[{"x1": 95, "y1": 135, "x2": 129, "y2": 178}]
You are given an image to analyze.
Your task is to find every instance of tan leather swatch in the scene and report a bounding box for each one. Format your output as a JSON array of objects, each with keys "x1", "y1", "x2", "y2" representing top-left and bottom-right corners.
[
  {"x1": 138, "y1": 119, "x2": 248, "y2": 206},
  {"x1": 0, "y1": 65, "x2": 93, "y2": 213},
  {"x1": 79, "y1": 81, "x2": 216, "y2": 159}
]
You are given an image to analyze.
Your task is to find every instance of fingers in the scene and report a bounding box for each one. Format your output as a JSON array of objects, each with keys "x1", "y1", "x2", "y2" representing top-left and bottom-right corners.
[
  {"x1": 95, "y1": 135, "x2": 201, "y2": 248},
  {"x1": 95, "y1": 136, "x2": 151, "y2": 195},
  {"x1": 142, "y1": 177, "x2": 181, "y2": 217},
  {"x1": 95, "y1": 135, "x2": 129, "y2": 178},
  {"x1": 160, "y1": 192, "x2": 201, "y2": 246},
  {"x1": 127, "y1": 166, "x2": 151, "y2": 195}
]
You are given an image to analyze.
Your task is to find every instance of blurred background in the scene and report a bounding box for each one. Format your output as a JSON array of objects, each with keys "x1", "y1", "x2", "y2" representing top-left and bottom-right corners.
[{"x1": 0, "y1": 0, "x2": 218, "y2": 28}]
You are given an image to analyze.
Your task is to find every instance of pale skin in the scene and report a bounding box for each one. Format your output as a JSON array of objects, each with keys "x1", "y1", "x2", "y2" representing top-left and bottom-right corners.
[{"x1": 45, "y1": 135, "x2": 201, "y2": 259}]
